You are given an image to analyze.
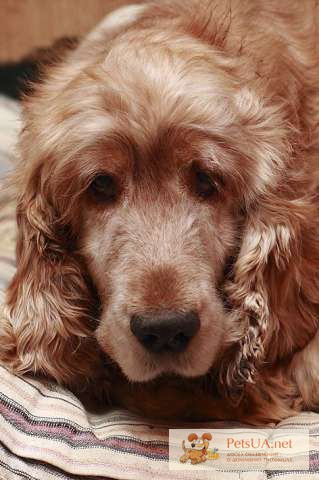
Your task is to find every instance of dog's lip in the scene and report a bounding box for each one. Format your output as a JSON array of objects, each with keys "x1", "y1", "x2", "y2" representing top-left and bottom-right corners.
[
  {"x1": 118, "y1": 360, "x2": 213, "y2": 383},
  {"x1": 108, "y1": 339, "x2": 218, "y2": 381}
]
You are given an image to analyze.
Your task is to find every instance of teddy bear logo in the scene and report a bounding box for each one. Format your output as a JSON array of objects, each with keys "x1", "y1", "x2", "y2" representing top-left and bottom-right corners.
[{"x1": 180, "y1": 432, "x2": 219, "y2": 464}]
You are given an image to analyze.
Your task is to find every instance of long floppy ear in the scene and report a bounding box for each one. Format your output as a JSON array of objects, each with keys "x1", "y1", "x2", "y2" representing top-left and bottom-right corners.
[
  {"x1": 0, "y1": 168, "x2": 98, "y2": 387},
  {"x1": 219, "y1": 212, "x2": 274, "y2": 400},
  {"x1": 220, "y1": 193, "x2": 319, "y2": 401}
]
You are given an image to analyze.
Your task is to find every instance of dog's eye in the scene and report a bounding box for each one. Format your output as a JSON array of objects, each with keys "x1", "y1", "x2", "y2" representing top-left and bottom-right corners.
[
  {"x1": 89, "y1": 174, "x2": 118, "y2": 202},
  {"x1": 195, "y1": 170, "x2": 223, "y2": 199}
]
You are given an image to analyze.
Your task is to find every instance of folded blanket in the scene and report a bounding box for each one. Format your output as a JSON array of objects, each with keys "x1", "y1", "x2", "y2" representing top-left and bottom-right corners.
[{"x1": 0, "y1": 97, "x2": 318, "y2": 480}]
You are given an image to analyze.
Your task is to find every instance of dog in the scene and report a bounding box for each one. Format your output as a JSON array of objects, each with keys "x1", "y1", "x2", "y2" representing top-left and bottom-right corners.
[
  {"x1": 0, "y1": 0, "x2": 319, "y2": 423},
  {"x1": 180, "y1": 433, "x2": 212, "y2": 464}
]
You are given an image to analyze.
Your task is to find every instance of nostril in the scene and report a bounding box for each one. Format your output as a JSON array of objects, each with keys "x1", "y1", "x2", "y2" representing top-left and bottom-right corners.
[
  {"x1": 130, "y1": 311, "x2": 200, "y2": 353},
  {"x1": 168, "y1": 331, "x2": 191, "y2": 352},
  {"x1": 142, "y1": 333, "x2": 160, "y2": 350}
]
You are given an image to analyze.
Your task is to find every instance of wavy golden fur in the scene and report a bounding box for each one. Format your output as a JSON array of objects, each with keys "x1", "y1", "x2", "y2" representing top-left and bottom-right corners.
[{"x1": 1, "y1": 0, "x2": 319, "y2": 423}]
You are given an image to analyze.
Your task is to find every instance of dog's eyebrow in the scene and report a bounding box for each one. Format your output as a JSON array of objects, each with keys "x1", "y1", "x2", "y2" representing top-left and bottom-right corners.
[{"x1": 64, "y1": 134, "x2": 134, "y2": 176}]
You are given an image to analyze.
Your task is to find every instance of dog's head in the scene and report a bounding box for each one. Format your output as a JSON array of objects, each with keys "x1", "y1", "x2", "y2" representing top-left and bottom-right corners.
[
  {"x1": 1, "y1": 3, "x2": 311, "y2": 394},
  {"x1": 188, "y1": 433, "x2": 212, "y2": 450}
]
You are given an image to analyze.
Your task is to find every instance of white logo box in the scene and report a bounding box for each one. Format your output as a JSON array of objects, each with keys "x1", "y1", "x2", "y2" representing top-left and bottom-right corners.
[{"x1": 169, "y1": 428, "x2": 309, "y2": 471}]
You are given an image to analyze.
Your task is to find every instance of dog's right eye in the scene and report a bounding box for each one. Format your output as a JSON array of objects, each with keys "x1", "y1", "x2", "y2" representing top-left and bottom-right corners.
[
  {"x1": 192, "y1": 168, "x2": 225, "y2": 200},
  {"x1": 88, "y1": 174, "x2": 118, "y2": 202}
]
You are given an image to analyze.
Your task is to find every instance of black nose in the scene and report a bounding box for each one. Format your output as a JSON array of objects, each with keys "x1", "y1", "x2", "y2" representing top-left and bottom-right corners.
[{"x1": 130, "y1": 311, "x2": 200, "y2": 353}]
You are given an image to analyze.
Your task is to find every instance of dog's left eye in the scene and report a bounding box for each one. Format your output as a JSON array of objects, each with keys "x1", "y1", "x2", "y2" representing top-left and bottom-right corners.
[
  {"x1": 89, "y1": 174, "x2": 118, "y2": 202},
  {"x1": 194, "y1": 170, "x2": 223, "y2": 199}
]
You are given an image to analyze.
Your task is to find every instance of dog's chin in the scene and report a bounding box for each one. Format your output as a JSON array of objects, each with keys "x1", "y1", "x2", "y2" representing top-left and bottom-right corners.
[{"x1": 115, "y1": 352, "x2": 215, "y2": 383}]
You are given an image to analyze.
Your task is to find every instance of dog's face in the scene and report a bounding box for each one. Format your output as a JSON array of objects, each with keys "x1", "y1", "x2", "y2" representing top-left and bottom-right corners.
[
  {"x1": 68, "y1": 33, "x2": 273, "y2": 382},
  {"x1": 81, "y1": 130, "x2": 237, "y2": 381}
]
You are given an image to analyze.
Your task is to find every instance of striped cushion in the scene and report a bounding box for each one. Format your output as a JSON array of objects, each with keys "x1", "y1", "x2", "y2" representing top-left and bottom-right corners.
[{"x1": 0, "y1": 96, "x2": 318, "y2": 479}]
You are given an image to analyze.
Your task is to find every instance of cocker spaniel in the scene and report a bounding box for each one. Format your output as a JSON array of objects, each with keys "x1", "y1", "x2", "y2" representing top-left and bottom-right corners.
[{"x1": 1, "y1": 0, "x2": 319, "y2": 424}]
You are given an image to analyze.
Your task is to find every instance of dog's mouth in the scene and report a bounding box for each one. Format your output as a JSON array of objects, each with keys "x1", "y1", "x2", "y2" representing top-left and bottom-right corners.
[
  {"x1": 111, "y1": 346, "x2": 221, "y2": 383},
  {"x1": 100, "y1": 336, "x2": 213, "y2": 382}
]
